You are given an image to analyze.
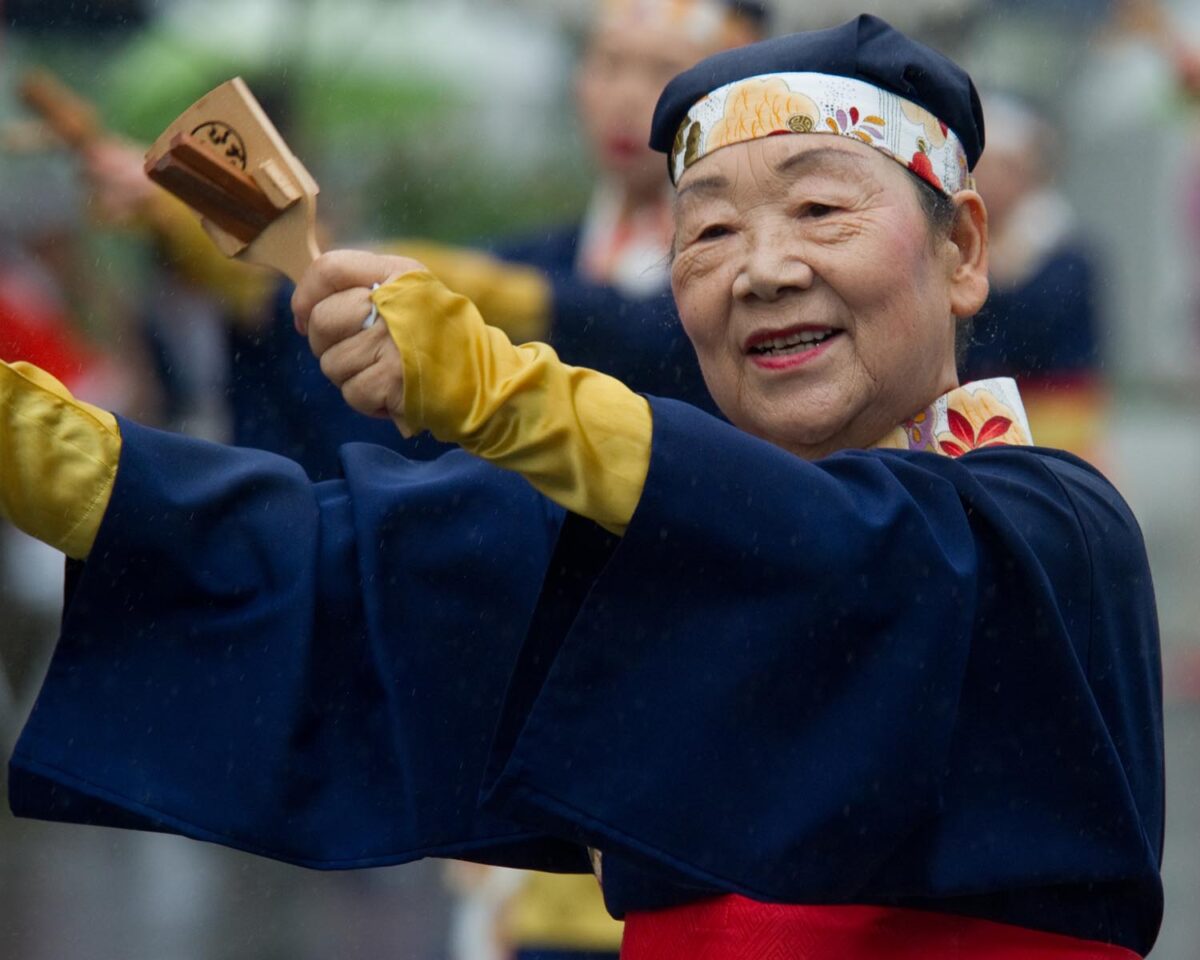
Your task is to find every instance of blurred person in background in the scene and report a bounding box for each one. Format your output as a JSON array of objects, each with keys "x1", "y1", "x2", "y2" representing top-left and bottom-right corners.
[
  {"x1": 443, "y1": 862, "x2": 525, "y2": 960},
  {"x1": 1191, "y1": 145, "x2": 1200, "y2": 352},
  {"x1": 0, "y1": 243, "x2": 130, "y2": 416},
  {"x1": 0, "y1": 236, "x2": 132, "y2": 735},
  {"x1": 1108, "y1": 0, "x2": 1200, "y2": 95},
  {"x1": 0, "y1": 35, "x2": 154, "y2": 734},
  {"x1": 960, "y1": 93, "x2": 1106, "y2": 461},
  {"x1": 79, "y1": 0, "x2": 772, "y2": 485}
]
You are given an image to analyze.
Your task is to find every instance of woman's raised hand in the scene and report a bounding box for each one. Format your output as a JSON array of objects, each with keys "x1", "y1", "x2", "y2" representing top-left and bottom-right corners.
[
  {"x1": 292, "y1": 250, "x2": 425, "y2": 432},
  {"x1": 81, "y1": 138, "x2": 157, "y2": 225}
]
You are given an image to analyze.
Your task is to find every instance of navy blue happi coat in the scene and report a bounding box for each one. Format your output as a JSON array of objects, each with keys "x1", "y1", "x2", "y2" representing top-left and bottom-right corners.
[{"x1": 9, "y1": 398, "x2": 1163, "y2": 954}]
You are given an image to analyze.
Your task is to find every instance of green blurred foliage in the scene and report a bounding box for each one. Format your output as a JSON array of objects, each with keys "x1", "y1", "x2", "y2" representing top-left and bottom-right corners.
[{"x1": 87, "y1": 25, "x2": 591, "y2": 245}]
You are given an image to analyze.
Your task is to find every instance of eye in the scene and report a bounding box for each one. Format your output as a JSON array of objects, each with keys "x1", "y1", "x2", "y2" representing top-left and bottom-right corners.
[
  {"x1": 800, "y1": 202, "x2": 838, "y2": 219},
  {"x1": 695, "y1": 224, "x2": 732, "y2": 242}
]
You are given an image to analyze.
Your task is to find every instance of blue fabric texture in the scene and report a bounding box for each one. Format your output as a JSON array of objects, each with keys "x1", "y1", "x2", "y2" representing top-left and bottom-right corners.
[
  {"x1": 227, "y1": 284, "x2": 451, "y2": 482},
  {"x1": 962, "y1": 246, "x2": 1100, "y2": 382},
  {"x1": 485, "y1": 400, "x2": 1163, "y2": 953},
  {"x1": 10, "y1": 398, "x2": 1163, "y2": 953},
  {"x1": 11, "y1": 421, "x2": 580, "y2": 871}
]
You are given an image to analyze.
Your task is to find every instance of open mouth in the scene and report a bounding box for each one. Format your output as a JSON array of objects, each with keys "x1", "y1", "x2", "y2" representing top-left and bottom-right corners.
[{"x1": 745, "y1": 326, "x2": 841, "y2": 358}]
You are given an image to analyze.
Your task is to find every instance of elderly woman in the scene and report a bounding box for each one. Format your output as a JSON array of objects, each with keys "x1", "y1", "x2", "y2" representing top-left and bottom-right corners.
[{"x1": 0, "y1": 15, "x2": 1162, "y2": 960}]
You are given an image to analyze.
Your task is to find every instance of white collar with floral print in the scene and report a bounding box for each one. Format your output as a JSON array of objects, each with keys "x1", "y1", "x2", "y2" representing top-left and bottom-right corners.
[{"x1": 873, "y1": 378, "x2": 1033, "y2": 457}]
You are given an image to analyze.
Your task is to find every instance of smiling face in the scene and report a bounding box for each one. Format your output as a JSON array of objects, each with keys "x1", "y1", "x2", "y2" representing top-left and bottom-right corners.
[{"x1": 671, "y1": 134, "x2": 988, "y2": 458}]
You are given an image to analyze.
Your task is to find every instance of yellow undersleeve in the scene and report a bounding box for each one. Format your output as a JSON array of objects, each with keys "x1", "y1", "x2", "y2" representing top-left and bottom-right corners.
[
  {"x1": 0, "y1": 361, "x2": 121, "y2": 559},
  {"x1": 375, "y1": 272, "x2": 651, "y2": 534},
  {"x1": 376, "y1": 240, "x2": 551, "y2": 344}
]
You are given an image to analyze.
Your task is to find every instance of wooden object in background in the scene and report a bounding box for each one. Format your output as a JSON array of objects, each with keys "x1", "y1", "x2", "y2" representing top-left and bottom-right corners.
[
  {"x1": 144, "y1": 77, "x2": 320, "y2": 284},
  {"x1": 17, "y1": 68, "x2": 101, "y2": 150}
]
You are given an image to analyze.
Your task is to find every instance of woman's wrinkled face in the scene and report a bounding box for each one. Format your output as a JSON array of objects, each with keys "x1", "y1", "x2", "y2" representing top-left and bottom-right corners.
[{"x1": 672, "y1": 135, "x2": 971, "y2": 458}]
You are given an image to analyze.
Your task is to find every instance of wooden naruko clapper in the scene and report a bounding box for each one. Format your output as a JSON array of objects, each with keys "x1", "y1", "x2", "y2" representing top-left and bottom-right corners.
[{"x1": 144, "y1": 78, "x2": 321, "y2": 284}]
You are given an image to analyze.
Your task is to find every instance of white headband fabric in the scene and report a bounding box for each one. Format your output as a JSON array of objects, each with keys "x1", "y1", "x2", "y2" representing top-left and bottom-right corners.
[{"x1": 671, "y1": 71, "x2": 973, "y2": 194}]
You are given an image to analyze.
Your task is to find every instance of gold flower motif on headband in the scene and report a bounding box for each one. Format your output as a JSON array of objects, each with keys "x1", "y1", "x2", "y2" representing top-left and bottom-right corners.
[
  {"x1": 708, "y1": 78, "x2": 821, "y2": 152},
  {"x1": 900, "y1": 100, "x2": 948, "y2": 148},
  {"x1": 823, "y1": 106, "x2": 887, "y2": 145},
  {"x1": 673, "y1": 118, "x2": 704, "y2": 169},
  {"x1": 936, "y1": 389, "x2": 1030, "y2": 458}
]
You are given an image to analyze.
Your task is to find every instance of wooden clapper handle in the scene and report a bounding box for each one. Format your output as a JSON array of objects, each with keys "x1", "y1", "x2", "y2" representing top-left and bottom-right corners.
[
  {"x1": 144, "y1": 77, "x2": 321, "y2": 284},
  {"x1": 18, "y1": 68, "x2": 103, "y2": 150}
]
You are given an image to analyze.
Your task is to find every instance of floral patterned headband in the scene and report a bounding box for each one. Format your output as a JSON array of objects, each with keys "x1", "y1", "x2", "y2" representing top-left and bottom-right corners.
[{"x1": 670, "y1": 71, "x2": 974, "y2": 195}]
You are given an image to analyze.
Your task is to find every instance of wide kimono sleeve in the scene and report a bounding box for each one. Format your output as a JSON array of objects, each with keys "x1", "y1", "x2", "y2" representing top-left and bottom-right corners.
[
  {"x1": 481, "y1": 398, "x2": 1163, "y2": 948},
  {"x1": 8, "y1": 417, "x2": 586, "y2": 872}
]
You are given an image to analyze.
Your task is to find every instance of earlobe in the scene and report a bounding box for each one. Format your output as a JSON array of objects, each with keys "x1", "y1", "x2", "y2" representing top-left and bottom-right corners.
[{"x1": 947, "y1": 190, "x2": 990, "y2": 319}]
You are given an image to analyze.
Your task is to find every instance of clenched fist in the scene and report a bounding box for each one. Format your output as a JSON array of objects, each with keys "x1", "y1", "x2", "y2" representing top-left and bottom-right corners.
[{"x1": 292, "y1": 250, "x2": 425, "y2": 433}]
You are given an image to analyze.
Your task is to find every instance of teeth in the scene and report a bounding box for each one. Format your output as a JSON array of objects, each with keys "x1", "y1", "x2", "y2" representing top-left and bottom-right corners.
[{"x1": 752, "y1": 329, "x2": 836, "y2": 354}]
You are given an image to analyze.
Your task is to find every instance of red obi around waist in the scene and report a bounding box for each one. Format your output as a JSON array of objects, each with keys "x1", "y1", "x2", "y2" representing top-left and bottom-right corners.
[{"x1": 621, "y1": 895, "x2": 1141, "y2": 960}]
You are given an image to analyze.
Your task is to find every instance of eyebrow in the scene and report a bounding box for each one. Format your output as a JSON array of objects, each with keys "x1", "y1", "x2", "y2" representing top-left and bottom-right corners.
[
  {"x1": 675, "y1": 173, "x2": 729, "y2": 201},
  {"x1": 675, "y1": 144, "x2": 875, "y2": 201},
  {"x1": 774, "y1": 146, "x2": 873, "y2": 180}
]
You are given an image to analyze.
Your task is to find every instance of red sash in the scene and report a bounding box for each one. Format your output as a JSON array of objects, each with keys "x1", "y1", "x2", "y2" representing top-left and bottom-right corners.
[{"x1": 621, "y1": 895, "x2": 1141, "y2": 960}]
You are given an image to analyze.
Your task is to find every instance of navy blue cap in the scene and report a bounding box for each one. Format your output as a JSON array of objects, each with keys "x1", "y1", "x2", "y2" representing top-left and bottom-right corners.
[{"x1": 649, "y1": 14, "x2": 984, "y2": 169}]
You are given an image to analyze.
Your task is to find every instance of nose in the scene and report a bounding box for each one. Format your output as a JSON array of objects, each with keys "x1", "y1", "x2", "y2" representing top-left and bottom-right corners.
[{"x1": 732, "y1": 231, "x2": 814, "y2": 302}]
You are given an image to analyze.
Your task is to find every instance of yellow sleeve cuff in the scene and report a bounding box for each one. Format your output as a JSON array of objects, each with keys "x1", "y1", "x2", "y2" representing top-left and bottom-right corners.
[
  {"x1": 377, "y1": 240, "x2": 551, "y2": 344},
  {"x1": 0, "y1": 361, "x2": 121, "y2": 559},
  {"x1": 375, "y1": 272, "x2": 650, "y2": 535}
]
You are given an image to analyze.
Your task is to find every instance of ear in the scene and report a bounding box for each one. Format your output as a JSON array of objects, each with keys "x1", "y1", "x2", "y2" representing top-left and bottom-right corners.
[{"x1": 945, "y1": 190, "x2": 989, "y2": 319}]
